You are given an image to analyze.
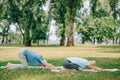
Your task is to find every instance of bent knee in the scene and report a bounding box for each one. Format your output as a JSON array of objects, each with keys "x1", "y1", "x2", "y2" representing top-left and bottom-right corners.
[{"x1": 18, "y1": 48, "x2": 27, "y2": 55}]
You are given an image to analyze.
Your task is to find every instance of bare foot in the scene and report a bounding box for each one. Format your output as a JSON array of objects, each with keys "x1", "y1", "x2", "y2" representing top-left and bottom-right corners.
[{"x1": 5, "y1": 62, "x2": 13, "y2": 68}]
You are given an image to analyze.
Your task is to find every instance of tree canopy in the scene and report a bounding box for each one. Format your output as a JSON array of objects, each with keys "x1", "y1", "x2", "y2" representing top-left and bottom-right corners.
[{"x1": 0, "y1": 0, "x2": 120, "y2": 46}]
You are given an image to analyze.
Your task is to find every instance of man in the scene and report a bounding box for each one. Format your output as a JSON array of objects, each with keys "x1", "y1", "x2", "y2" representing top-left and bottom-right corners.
[{"x1": 5, "y1": 48, "x2": 57, "y2": 69}]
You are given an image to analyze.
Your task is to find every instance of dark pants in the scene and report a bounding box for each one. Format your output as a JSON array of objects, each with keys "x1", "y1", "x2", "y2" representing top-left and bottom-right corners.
[{"x1": 62, "y1": 59, "x2": 79, "y2": 70}]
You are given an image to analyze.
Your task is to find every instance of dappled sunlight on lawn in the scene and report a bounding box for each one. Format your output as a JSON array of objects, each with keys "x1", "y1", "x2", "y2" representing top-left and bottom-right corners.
[{"x1": 0, "y1": 45, "x2": 120, "y2": 61}]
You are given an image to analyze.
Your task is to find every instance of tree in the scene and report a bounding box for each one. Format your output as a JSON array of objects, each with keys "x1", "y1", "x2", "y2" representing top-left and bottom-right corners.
[
  {"x1": 0, "y1": 0, "x2": 10, "y2": 44},
  {"x1": 31, "y1": 11, "x2": 48, "y2": 45},
  {"x1": 50, "y1": 0, "x2": 83, "y2": 46},
  {"x1": 50, "y1": 0, "x2": 67, "y2": 46},
  {"x1": 0, "y1": 19, "x2": 9, "y2": 44},
  {"x1": 76, "y1": 0, "x2": 119, "y2": 44},
  {"x1": 4, "y1": 0, "x2": 47, "y2": 46},
  {"x1": 76, "y1": 15, "x2": 92, "y2": 44},
  {"x1": 66, "y1": 0, "x2": 83, "y2": 46},
  {"x1": 108, "y1": 0, "x2": 120, "y2": 44},
  {"x1": 89, "y1": 0, "x2": 110, "y2": 44}
]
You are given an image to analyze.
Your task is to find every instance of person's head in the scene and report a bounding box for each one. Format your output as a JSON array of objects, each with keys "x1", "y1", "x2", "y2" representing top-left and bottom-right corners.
[{"x1": 88, "y1": 60, "x2": 96, "y2": 66}]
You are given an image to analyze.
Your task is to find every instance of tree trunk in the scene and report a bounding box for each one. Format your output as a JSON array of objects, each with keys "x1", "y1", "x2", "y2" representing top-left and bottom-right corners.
[
  {"x1": 105, "y1": 38, "x2": 109, "y2": 44},
  {"x1": 46, "y1": 23, "x2": 50, "y2": 44},
  {"x1": 24, "y1": 28, "x2": 31, "y2": 46},
  {"x1": 97, "y1": 37, "x2": 100, "y2": 44},
  {"x1": 67, "y1": 19, "x2": 74, "y2": 46},
  {"x1": 116, "y1": 37, "x2": 118, "y2": 44},
  {"x1": 67, "y1": 0, "x2": 74, "y2": 46},
  {"x1": 60, "y1": 36, "x2": 65, "y2": 46},
  {"x1": 60, "y1": 25, "x2": 66, "y2": 46},
  {"x1": 82, "y1": 37, "x2": 85, "y2": 44},
  {"x1": 5, "y1": 36, "x2": 8, "y2": 44},
  {"x1": 93, "y1": 37, "x2": 95, "y2": 44},
  {"x1": 1, "y1": 29, "x2": 5, "y2": 44},
  {"x1": 119, "y1": 38, "x2": 120, "y2": 44},
  {"x1": 1, "y1": 36, "x2": 4, "y2": 44},
  {"x1": 113, "y1": 37, "x2": 116, "y2": 44},
  {"x1": 67, "y1": 36, "x2": 74, "y2": 46},
  {"x1": 17, "y1": 22, "x2": 25, "y2": 45}
]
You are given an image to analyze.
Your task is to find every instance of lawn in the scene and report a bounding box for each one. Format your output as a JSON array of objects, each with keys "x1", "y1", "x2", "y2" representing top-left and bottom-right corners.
[{"x1": 0, "y1": 45, "x2": 120, "y2": 80}]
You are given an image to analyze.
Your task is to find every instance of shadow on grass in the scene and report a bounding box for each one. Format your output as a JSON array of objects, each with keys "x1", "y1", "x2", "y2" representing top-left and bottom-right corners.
[
  {"x1": 0, "y1": 44, "x2": 61, "y2": 47},
  {"x1": 94, "y1": 45, "x2": 120, "y2": 54},
  {"x1": 32, "y1": 44, "x2": 61, "y2": 47},
  {"x1": 100, "y1": 50, "x2": 120, "y2": 53},
  {"x1": 96, "y1": 45, "x2": 120, "y2": 48}
]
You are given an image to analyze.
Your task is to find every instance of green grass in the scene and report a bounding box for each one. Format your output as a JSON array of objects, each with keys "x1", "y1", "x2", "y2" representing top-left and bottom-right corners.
[
  {"x1": 0, "y1": 45, "x2": 120, "y2": 80},
  {"x1": 0, "y1": 58, "x2": 120, "y2": 80}
]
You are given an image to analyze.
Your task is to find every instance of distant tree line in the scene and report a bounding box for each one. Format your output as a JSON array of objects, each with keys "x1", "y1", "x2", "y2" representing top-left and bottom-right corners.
[{"x1": 0, "y1": 0, "x2": 120, "y2": 46}]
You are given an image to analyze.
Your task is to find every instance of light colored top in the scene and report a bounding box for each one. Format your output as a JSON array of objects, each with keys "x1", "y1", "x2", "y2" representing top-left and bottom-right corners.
[
  {"x1": 23, "y1": 49, "x2": 45, "y2": 66},
  {"x1": 66, "y1": 57, "x2": 90, "y2": 70}
]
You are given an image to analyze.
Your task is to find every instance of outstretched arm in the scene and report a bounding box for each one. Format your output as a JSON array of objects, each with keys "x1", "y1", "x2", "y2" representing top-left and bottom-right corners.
[
  {"x1": 41, "y1": 61, "x2": 57, "y2": 70},
  {"x1": 87, "y1": 64, "x2": 102, "y2": 71}
]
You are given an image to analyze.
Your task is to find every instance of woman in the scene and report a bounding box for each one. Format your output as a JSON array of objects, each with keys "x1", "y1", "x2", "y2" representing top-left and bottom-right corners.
[
  {"x1": 57, "y1": 57, "x2": 102, "y2": 72},
  {"x1": 5, "y1": 48, "x2": 57, "y2": 69}
]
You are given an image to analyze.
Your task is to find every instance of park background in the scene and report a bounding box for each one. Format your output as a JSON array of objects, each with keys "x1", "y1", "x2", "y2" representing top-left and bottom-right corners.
[{"x1": 0, "y1": 0, "x2": 120, "y2": 80}]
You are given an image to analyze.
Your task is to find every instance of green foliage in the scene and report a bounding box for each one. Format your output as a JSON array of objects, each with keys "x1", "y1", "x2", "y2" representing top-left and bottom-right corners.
[
  {"x1": 32, "y1": 26, "x2": 47, "y2": 41},
  {"x1": 0, "y1": 19, "x2": 9, "y2": 41},
  {"x1": 0, "y1": 19, "x2": 9, "y2": 28},
  {"x1": 8, "y1": 31, "x2": 23, "y2": 44},
  {"x1": 50, "y1": 0, "x2": 83, "y2": 46},
  {"x1": 94, "y1": 8, "x2": 108, "y2": 18},
  {"x1": 0, "y1": 0, "x2": 120, "y2": 45},
  {"x1": 2, "y1": 0, "x2": 48, "y2": 46},
  {"x1": 108, "y1": 0, "x2": 119, "y2": 10},
  {"x1": 50, "y1": 0, "x2": 67, "y2": 28},
  {"x1": 108, "y1": 0, "x2": 120, "y2": 19},
  {"x1": 76, "y1": 14, "x2": 120, "y2": 44},
  {"x1": 76, "y1": 0, "x2": 120, "y2": 44},
  {"x1": 0, "y1": 0, "x2": 8, "y2": 20}
]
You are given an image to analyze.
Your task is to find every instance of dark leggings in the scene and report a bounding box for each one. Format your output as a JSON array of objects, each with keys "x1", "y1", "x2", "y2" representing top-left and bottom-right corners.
[{"x1": 62, "y1": 59, "x2": 79, "y2": 70}]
